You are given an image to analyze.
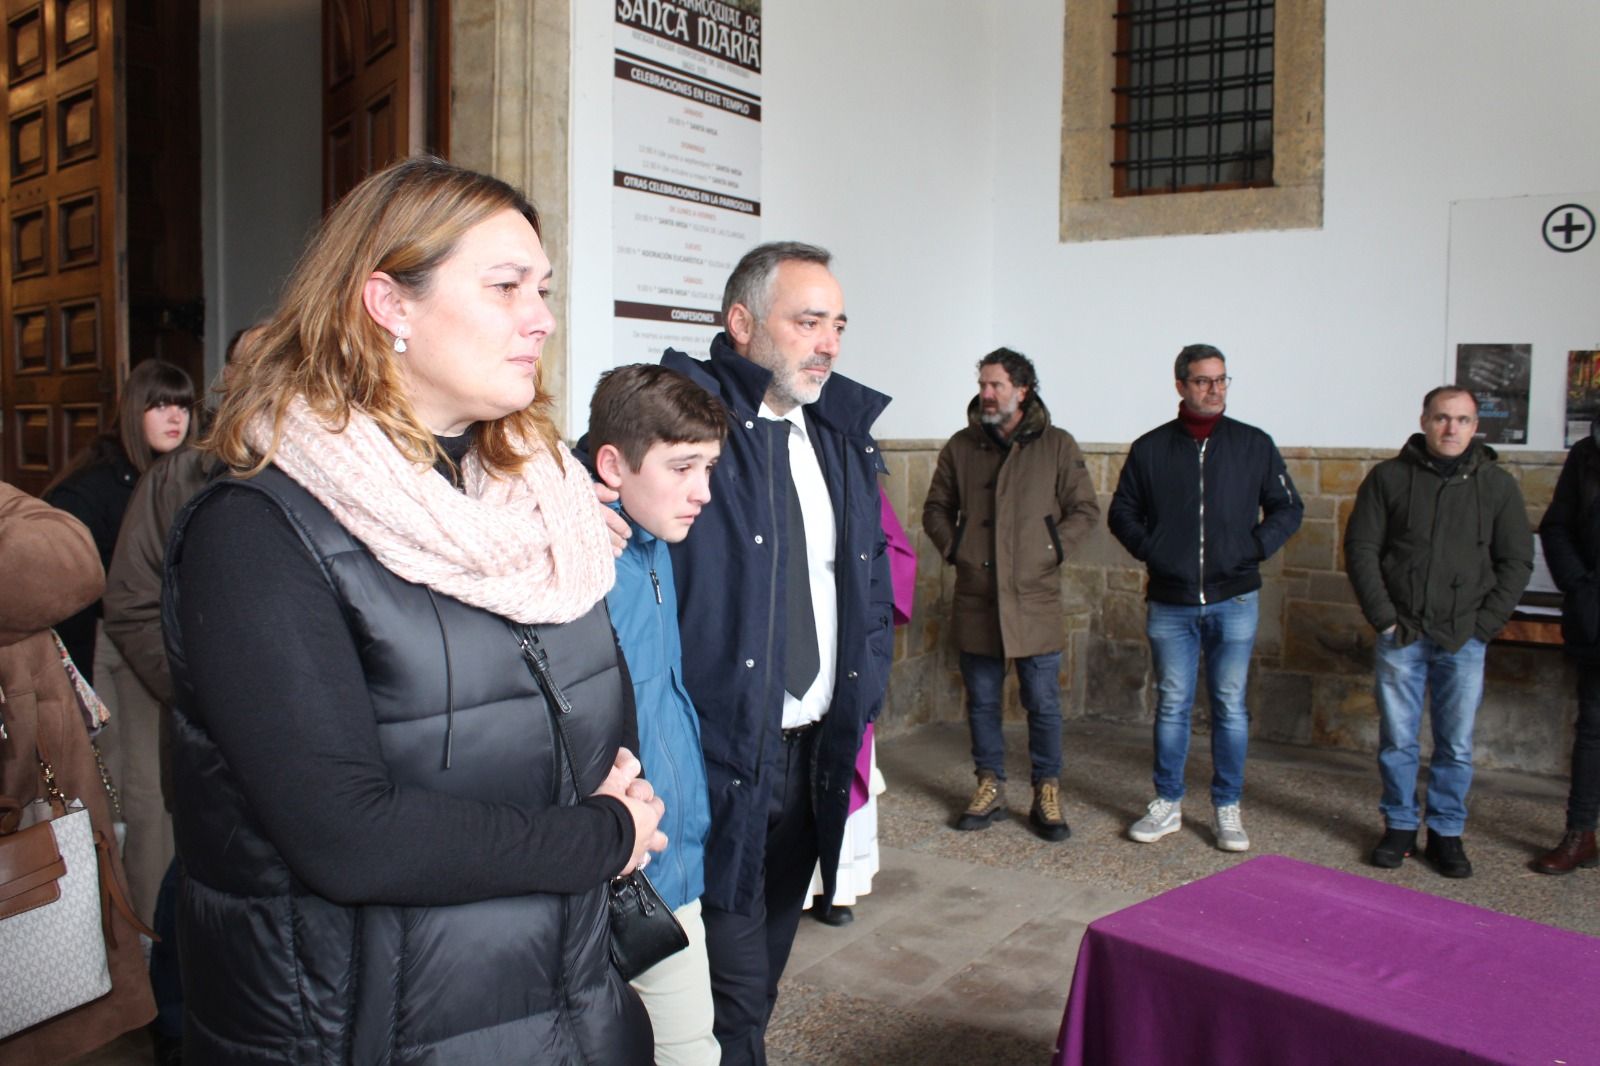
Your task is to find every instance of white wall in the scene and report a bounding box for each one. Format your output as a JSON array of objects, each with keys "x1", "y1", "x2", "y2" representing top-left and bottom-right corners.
[
  {"x1": 199, "y1": 0, "x2": 322, "y2": 384},
  {"x1": 569, "y1": 0, "x2": 1600, "y2": 447},
  {"x1": 981, "y1": 0, "x2": 1600, "y2": 448}
]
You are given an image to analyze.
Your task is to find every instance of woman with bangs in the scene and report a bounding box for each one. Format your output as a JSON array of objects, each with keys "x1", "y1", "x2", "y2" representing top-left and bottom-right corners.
[
  {"x1": 46, "y1": 357, "x2": 196, "y2": 686},
  {"x1": 162, "y1": 157, "x2": 664, "y2": 1064}
]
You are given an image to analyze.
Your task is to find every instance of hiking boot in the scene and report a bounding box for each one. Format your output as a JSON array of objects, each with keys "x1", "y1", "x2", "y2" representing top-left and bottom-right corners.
[
  {"x1": 1029, "y1": 778, "x2": 1071, "y2": 842},
  {"x1": 956, "y1": 770, "x2": 1007, "y2": 831},
  {"x1": 1129, "y1": 797, "x2": 1182, "y2": 843},
  {"x1": 1370, "y1": 827, "x2": 1417, "y2": 868},
  {"x1": 1213, "y1": 803, "x2": 1250, "y2": 852},
  {"x1": 1425, "y1": 832, "x2": 1473, "y2": 878},
  {"x1": 1532, "y1": 829, "x2": 1598, "y2": 875}
]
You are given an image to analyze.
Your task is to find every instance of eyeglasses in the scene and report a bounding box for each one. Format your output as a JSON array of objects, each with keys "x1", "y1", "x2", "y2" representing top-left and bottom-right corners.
[{"x1": 1185, "y1": 375, "x2": 1232, "y2": 391}]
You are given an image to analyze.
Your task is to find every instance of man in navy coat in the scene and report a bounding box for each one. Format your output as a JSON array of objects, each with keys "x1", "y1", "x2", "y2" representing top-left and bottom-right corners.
[{"x1": 664, "y1": 241, "x2": 894, "y2": 1064}]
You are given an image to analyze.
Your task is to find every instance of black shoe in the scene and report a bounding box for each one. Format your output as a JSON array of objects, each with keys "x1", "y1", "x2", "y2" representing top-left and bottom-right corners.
[
  {"x1": 813, "y1": 904, "x2": 854, "y2": 926},
  {"x1": 1370, "y1": 827, "x2": 1417, "y2": 868},
  {"x1": 1425, "y1": 832, "x2": 1473, "y2": 878}
]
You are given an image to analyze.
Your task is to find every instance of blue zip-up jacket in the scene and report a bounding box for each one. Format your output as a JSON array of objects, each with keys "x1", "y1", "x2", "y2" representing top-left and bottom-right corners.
[
  {"x1": 663, "y1": 333, "x2": 895, "y2": 916},
  {"x1": 606, "y1": 507, "x2": 710, "y2": 912}
]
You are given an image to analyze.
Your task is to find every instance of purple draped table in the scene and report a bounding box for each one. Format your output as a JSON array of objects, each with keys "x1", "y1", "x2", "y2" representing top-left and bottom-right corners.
[{"x1": 1053, "y1": 855, "x2": 1600, "y2": 1065}]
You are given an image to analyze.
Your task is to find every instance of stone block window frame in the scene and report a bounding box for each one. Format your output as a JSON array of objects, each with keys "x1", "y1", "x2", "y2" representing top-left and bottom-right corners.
[{"x1": 1060, "y1": 0, "x2": 1324, "y2": 242}]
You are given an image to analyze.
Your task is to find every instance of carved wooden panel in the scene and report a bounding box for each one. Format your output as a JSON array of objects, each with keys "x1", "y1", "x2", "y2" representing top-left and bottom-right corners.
[
  {"x1": 326, "y1": 119, "x2": 355, "y2": 206},
  {"x1": 61, "y1": 402, "x2": 100, "y2": 458},
  {"x1": 363, "y1": 0, "x2": 396, "y2": 63},
  {"x1": 7, "y1": 4, "x2": 44, "y2": 85},
  {"x1": 9, "y1": 103, "x2": 46, "y2": 180},
  {"x1": 365, "y1": 86, "x2": 395, "y2": 175},
  {"x1": 57, "y1": 0, "x2": 95, "y2": 60},
  {"x1": 57, "y1": 192, "x2": 98, "y2": 267},
  {"x1": 12, "y1": 207, "x2": 47, "y2": 277},
  {"x1": 2, "y1": 0, "x2": 126, "y2": 494},
  {"x1": 323, "y1": 0, "x2": 425, "y2": 210},
  {"x1": 57, "y1": 84, "x2": 96, "y2": 165},
  {"x1": 14, "y1": 406, "x2": 51, "y2": 471},
  {"x1": 325, "y1": 0, "x2": 354, "y2": 88},
  {"x1": 59, "y1": 299, "x2": 98, "y2": 369},
  {"x1": 13, "y1": 307, "x2": 49, "y2": 374}
]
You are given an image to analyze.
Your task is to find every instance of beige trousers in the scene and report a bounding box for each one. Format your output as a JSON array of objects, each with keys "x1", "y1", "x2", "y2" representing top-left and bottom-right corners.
[
  {"x1": 94, "y1": 627, "x2": 175, "y2": 928},
  {"x1": 628, "y1": 897, "x2": 721, "y2": 1066}
]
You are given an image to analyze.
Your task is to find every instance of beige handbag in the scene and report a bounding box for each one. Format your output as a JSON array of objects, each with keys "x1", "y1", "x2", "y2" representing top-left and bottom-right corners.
[{"x1": 0, "y1": 748, "x2": 152, "y2": 1037}]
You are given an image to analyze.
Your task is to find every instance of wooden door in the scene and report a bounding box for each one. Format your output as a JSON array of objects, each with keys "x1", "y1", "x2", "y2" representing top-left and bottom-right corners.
[
  {"x1": 2, "y1": 0, "x2": 124, "y2": 496},
  {"x1": 323, "y1": 0, "x2": 441, "y2": 210}
]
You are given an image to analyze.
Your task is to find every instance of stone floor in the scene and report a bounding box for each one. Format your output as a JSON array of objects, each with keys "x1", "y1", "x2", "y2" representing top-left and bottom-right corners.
[
  {"x1": 70, "y1": 719, "x2": 1593, "y2": 1066},
  {"x1": 767, "y1": 719, "x2": 1592, "y2": 1065}
]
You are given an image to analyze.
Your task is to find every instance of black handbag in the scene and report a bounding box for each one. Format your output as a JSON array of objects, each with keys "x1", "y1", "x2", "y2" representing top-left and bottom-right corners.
[
  {"x1": 516, "y1": 624, "x2": 689, "y2": 981},
  {"x1": 607, "y1": 869, "x2": 689, "y2": 980}
]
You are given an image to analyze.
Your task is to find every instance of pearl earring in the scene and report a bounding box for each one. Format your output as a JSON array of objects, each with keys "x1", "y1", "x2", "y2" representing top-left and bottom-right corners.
[{"x1": 393, "y1": 332, "x2": 408, "y2": 354}]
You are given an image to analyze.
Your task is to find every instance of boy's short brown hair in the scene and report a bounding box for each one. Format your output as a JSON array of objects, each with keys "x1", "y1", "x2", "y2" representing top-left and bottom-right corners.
[{"x1": 588, "y1": 364, "x2": 729, "y2": 471}]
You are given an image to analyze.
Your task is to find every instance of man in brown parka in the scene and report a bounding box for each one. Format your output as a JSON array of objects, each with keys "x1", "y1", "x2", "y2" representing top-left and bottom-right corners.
[{"x1": 922, "y1": 348, "x2": 1099, "y2": 841}]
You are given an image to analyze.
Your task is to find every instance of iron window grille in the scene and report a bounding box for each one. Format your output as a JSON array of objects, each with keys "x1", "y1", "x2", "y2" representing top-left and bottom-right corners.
[{"x1": 1111, "y1": 0, "x2": 1275, "y2": 196}]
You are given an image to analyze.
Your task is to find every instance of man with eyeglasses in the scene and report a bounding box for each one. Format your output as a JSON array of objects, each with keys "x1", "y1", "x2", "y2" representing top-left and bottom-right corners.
[
  {"x1": 1108, "y1": 343, "x2": 1303, "y2": 852},
  {"x1": 1345, "y1": 386, "x2": 1531, "y2": 879},
  {"x1": 922, "y1": 347, "x2": 1100, "y2": 842}
]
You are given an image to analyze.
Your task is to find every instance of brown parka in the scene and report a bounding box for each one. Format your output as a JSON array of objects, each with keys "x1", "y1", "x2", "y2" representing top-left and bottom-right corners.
[
  {"x1": 922, "y1": 395, "x2": 1100, "y2": 659},
  {"x1": 0, "y1": 482, "x2": 156, "y2": 1066}
]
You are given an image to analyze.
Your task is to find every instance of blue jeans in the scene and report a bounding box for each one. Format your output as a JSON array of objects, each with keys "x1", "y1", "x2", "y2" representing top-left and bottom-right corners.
[
  {"x1": 1375, "y1": 632, "x2": 1486, "y2": 836},
  {"x1": 1146, "y1": 592, "x2": 1258, "y2": 806},
  {"x1": 960, "y1": 651, "x2": 1062, "y2": 783}
]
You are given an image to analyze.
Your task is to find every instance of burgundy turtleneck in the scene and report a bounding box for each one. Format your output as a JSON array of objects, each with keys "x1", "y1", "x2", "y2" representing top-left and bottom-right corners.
[{"x1": 1178, "y1": 403, "x2": 1224, "y2": 440}]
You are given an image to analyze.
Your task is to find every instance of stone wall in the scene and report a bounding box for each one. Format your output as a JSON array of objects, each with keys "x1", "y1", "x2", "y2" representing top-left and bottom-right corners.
[{"x1": 878, "y1": 439, "x2": 1576, "y2": 777}]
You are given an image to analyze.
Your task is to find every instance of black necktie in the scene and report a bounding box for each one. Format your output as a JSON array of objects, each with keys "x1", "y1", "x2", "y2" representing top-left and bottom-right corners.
[{"x1": 784, "y1": 457, "x2": 820, "y2": 700}]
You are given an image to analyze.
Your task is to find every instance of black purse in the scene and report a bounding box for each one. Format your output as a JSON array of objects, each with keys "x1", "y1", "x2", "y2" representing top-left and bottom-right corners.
[
  {"x1": 516, "y1": 625, "x2": 689, "y2": 981},
  {"x1": 607, "y1": 868, "x2": 690, "y2": 980}
]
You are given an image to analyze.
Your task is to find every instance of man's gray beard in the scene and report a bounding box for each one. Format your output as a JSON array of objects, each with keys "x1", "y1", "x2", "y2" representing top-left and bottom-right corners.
[
  {"x1": 749, "y1": 330, "x2": 824, "y2": 408},
  {"x1": 979, "y1": 402, "x2": 1016, "y2": 426}
]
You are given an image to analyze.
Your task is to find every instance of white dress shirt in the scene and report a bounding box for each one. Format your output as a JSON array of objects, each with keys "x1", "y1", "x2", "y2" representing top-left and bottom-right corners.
[{"x1": 760, "y1": 402, "x2": 838, "y2": 729}]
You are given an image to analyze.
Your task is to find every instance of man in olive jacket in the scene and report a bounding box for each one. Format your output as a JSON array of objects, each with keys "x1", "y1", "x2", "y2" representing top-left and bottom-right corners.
[
  {"x1": 923, "y1": 348, "x2": 1099, "y2": 841},
  {"x1": 1345, "y1": 386, "x2": 1532, "y2": 879}
]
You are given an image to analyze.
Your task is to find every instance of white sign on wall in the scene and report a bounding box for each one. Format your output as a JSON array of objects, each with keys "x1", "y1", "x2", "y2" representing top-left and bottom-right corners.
[
  {"x1": 612, "y1": 1, "x2": 762, "y2": 365},
  {"x1": 1446, "y1": 192, "x2": 1600, "y2": 452}
]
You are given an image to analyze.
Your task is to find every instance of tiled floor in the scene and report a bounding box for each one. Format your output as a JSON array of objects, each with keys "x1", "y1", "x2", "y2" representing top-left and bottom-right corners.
[{"x1": 70, "y1": 719, "x2": 1593, "y2": 1066}]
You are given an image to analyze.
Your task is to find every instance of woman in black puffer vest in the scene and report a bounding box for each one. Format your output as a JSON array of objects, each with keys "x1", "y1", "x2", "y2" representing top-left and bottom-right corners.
[{"x1": 161, "y1": 158, "x2": 666, "y2": 1064}]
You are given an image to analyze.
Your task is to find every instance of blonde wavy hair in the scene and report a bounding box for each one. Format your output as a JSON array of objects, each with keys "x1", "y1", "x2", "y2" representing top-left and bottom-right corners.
[{"x1": 206, "y1": 156, "x2": 560, "y2": 477}]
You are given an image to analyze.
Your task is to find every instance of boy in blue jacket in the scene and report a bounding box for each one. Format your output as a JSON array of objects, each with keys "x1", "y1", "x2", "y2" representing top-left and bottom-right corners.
[{"x1": 589, "y1": 364, "x2": 727, "y2": 1066}]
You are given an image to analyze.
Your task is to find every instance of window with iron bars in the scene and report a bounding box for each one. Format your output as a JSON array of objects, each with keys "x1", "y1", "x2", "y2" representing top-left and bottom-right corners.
[{"x1": 1112, "y1": 0, "x2": 1274, "y2": 196}]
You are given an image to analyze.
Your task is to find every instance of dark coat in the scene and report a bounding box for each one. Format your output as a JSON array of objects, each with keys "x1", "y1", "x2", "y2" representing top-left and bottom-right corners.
[
  {"x1": 0, "y1": 483, "x2": 155, "y2": 1066},
  {"x1": 921, "y1": 394, "x2": 1100, "y2": 658},
  {"x1": 43, "y1": 440, "x2": 138, "y2": 682},
  {"x1": 1345, "y1": 436, "x2": 1533, "y2": 652},
  {"x1": 1108, "y1": 415, "x2": 1303, "y2": 605},
  {"x1": 1539, "y1": 435, "x2": 1600, "y2": 659},
  {"x1": 163, "y1": 471, "x2": 651, "y2": 1065},
  {"x1": 663, "y1": 334, "x2": 894, "y2": 915}
]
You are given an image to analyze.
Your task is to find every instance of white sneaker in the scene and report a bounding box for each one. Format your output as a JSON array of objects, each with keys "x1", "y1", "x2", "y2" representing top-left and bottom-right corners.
[
  {"x1": 1214, "y1": 803, "x2": 1250, "y2": 852},
  {"x1": 1129, "y1": 797, "x2": 1182, "y2": 843}
]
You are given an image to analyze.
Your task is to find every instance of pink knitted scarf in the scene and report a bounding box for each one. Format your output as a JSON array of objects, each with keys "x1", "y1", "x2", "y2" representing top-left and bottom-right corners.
[{"x1": 249, "y1": 398, "x2": 614, "y2": 624}]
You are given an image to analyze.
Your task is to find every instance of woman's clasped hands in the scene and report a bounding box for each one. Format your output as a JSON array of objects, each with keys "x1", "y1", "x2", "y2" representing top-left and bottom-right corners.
[{"x1": 595, "y1": 747, "x2": 668, "y2": 875}]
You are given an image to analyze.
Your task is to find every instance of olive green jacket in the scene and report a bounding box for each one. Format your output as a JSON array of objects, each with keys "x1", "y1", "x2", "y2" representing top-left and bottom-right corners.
[{"x1": 1344, "y1": 436, "x2": 1532, "y2": 652}]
